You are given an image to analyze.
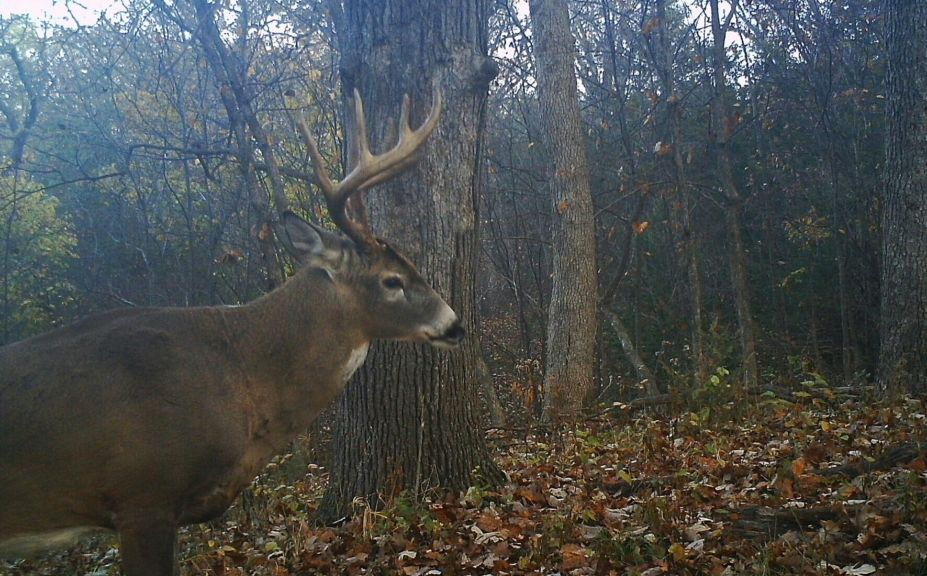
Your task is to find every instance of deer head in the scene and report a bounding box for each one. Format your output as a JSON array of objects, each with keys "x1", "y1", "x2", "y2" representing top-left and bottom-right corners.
[{"x1": 283, "y1": 87, "x2": 464, "y2": 348}]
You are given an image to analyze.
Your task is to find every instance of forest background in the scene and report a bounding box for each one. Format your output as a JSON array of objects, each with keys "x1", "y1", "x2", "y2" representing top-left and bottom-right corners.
[{"x1": 2, "y1": 0, "x2": 926, "y2": 574}]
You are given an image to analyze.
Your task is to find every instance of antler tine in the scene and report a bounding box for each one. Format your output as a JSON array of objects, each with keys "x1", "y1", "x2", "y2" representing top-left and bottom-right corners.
[
  {"x1": 338, "y1": 85, "x2": 443, "y2": 195},
  {"x1": 292, "y1": 113, "x2": 368, "y2": 244},
  {"x1": 293, "y1": 116, "x2": 333, "y2": 196},
  {"x1": 352, "y1": 88, "x2": 371, "y2": 170},
  {"x1": 294, "y1": 86, "x2": 443, "y2": 249}
]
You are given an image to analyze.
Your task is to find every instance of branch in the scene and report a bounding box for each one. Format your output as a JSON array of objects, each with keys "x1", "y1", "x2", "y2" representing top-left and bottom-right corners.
[
  {"x1": 818, "y1": 441, "x2": 923, "y2": 479},
  {"x1": 1, "y1": 44, "x2": 44, "y2": 174}
]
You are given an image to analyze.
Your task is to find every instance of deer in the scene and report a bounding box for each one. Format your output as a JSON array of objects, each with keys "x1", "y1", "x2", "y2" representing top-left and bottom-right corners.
[{"x1": 0, "y1": 87, "x2": 462, "y2": 576}]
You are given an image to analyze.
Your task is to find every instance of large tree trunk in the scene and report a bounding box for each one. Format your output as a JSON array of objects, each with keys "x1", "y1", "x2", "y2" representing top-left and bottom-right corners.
[
  {"x1": 529, "y1": 0, "x2": 599, "y2": 420},
  {"x1": 318, "y1": 0, "x2": 502, "y2": 523},
  {"x1": 880, "y1": 0, "x2": 927, "y2": 395}
]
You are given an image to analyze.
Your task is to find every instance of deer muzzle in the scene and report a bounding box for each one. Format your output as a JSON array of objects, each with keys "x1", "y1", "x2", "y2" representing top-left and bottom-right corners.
[
  {"x1": 422, "y1": 303, "x2": 466, "y2": 349},
  {"x1": 431, "y1": 321, "x2": 466, "y2": 348}
]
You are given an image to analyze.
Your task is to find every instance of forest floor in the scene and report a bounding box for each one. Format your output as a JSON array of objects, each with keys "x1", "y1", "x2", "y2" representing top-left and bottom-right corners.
[{"x1": 4, "y1": 385, "x2": 927, "y2": 575}]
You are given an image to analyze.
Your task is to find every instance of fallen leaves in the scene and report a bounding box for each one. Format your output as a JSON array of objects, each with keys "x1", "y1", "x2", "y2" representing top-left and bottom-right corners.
[{"x1": 6, "y1": 395, "x2": 927, "y2": 575}]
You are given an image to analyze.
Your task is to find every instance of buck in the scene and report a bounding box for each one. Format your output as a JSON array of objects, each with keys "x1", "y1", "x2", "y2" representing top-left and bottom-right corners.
[{"x1": 0, "y1": 88, "x2": 462, "y2": 576}]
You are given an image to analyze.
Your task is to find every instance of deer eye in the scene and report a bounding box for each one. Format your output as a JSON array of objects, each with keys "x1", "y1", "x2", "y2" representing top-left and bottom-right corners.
[{"x1": 382, "y1": 276, "x2": 404, "y2": 290}]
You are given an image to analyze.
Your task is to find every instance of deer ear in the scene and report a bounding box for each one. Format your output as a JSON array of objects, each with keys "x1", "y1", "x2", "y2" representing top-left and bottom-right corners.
[{"x1": 280, "y1": 211, "x2": 341, "y2": 267}]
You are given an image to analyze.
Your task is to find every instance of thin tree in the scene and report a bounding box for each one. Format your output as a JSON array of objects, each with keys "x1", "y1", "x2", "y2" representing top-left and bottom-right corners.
[
  {"x1": 707, "y1": 0, "x2": 759, "y2": 390},
  {"x1": 647, "y1": 0, "x2": 707, "y2": 387},
  {"x1": 529, "y1": 0, "x2": 599, "y2": 419}
]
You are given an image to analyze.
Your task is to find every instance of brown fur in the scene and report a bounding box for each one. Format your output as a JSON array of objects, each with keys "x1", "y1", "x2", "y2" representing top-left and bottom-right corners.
[{"x1": 0, "y1": 215, "x2": 462, "y2": 575}]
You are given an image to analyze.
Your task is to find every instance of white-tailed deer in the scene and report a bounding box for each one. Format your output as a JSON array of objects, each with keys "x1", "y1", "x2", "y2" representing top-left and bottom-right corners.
[{"x1": 0, "y1": 88, "x2": 461, "y2": 576}]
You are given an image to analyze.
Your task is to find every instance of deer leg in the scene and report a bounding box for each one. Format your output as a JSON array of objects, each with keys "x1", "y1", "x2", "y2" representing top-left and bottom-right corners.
[{"x1": 116, "y1": 511, "x2": 178, "y2": 576}]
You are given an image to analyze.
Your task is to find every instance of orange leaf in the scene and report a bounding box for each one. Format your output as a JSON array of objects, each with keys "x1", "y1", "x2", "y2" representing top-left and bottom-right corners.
[
  {"x1": 514, "y1": 486, "x2": 546, "y2": 505},
  {"x1": 633, "y1": 221, "x2": 651, "y2": 235},
  {"x1": 560, "y1": 543, "x2": 590, "y2": 571},
  {"x1": 557, "y1": 200, "x2": 570, "y2": 214},
  {"x1": 792, "y1": 457, "x2": 807, "y2": 477},
  {"x1": 476, "y1": 510, "x2": 503, "y2": 532},
  {"x1": 779, "y1": 477, "x2": 795, "y2": 499},
  {"x1": 642, "y1": 17, "x2": 662, "y2": 34}
]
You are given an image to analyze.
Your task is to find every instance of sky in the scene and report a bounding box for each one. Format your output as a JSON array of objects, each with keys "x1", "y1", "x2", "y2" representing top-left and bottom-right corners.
[{"x1": 0, "y1": 0, "x2": 118, "y2": 25}]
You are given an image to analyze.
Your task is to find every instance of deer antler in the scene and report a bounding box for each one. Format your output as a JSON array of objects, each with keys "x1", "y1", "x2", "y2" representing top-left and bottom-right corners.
[{"x1": 294, "y1": 86, "x2": 443, "y2": 248}]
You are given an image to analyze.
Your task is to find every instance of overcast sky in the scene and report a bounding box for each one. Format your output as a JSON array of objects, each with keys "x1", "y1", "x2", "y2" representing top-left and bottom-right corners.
[{"x1": 0, "y1": 0, "x2": 118, "y2": 25}]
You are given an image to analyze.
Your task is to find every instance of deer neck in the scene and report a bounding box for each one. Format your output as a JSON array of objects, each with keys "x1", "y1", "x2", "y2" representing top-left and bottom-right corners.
[{"x1": 222, "y1": 267, "x2": 369, "y2": 436}]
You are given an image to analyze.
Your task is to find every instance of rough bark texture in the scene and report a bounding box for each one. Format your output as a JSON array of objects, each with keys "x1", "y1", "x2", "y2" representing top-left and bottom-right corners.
[
  {"x1": 318, "y1": 0, "x2": 502, "y2": 523},
  {"x1": 529, "y1": 0, "x2": 599, "y2": 420},
  {"x1": 881, "y1": 0, "x2": 927, "y2": 395}
]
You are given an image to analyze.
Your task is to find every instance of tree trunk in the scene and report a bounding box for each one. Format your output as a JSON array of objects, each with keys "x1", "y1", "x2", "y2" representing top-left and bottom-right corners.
[
  {"x1": 476, "y1": 352, "x2": 506, "y2": 428},
  {"x1": 724, "y1": 200, "x2": 759, "y2": 390},
  {"x1": 605, "y1": 309, "x2": 658, "y2": 396},
  {"x1": 528, "y1": 0, "x2": 599, "y2": 420},
  {"x1": 880, "y1": 0, "x2": 927, "y2": 395},
  {"x1": 318, "y1": 0, "x2": 503, "y2": 523},
  {"x1": 826, "y1": 143, "x2": 855, "y2": 383},
  {"x1": 653, "y1": 0, "x2": 706, "y2": 387},
  {"x1": 708, "y1": 0, "x2": 759, "y2": 390}
]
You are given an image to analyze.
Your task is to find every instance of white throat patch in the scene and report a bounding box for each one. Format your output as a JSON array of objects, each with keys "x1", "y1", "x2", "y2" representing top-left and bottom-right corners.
[{"x1": 342, "y1": 343, "x2": 370, "y2": 383}]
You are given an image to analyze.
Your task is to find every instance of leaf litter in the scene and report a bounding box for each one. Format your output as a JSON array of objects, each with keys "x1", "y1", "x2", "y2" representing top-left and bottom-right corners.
[{"x1": 4, "y1": 393, "x2": 926, "y2": 575}]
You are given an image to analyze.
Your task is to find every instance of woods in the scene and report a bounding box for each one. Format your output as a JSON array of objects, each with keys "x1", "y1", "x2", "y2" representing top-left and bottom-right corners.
[{"x1": 2, "y1": 0, "x2": 926, "y2": 574}]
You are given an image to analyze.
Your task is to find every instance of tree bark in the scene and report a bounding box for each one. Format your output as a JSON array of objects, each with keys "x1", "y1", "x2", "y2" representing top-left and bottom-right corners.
[
  {"x1": 318, "y1": 0, "x2": 503, "y2": 523},
  {"x1": 880, "y1": 0, "x2": 927, "y2": 395},
  {"x1": 528, "y1": 0, "x2": 599, "y2": 420}
]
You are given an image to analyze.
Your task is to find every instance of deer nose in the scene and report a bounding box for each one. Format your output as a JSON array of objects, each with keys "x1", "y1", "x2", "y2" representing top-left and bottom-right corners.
[{"x1": 442, "y1": 321, "x2": 466, "y2": 345}]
